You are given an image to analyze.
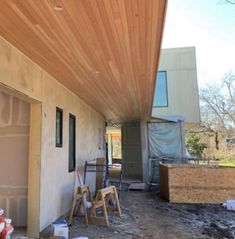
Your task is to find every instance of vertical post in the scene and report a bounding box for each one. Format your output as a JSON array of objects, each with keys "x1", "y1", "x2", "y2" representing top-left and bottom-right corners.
[
  {"x1": 179, "y1": 120, "x2": 186, "y2": 163},
  {"x1": 107, "y1": 134, "x2": 112, "y2": 165},
  {"x1": 111, "y1": 135, "x2": 113, "y2": 164},
  {"x1": 141, "y1": 120, "x2": 149, "y2": 182},
  {"x1": 27, "y1": 103, "x2": 42, "y2": 237},
  {"x1": 83, "y1": 161, "x2": 87, "y2": 185}
]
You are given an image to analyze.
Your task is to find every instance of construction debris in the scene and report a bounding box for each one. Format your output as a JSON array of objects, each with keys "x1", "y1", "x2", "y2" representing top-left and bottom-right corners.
[
  {"x1": 223, "y1": 199, "x2": 235, "y2": 211},
  {"x1": 72, "y1": 237, "x2": 88, "y2": 239},
  {"x1": 128, "y1": 183, "x2": 149, "y2": 191},
  {"x1": 48, "y1": 237, "x2": 66, "y2": 239},
  {"x1": 52, "y1": 220, "x2": 68, "y2": 239}
]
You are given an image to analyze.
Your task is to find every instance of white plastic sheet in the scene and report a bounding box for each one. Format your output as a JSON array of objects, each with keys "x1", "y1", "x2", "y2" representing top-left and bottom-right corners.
[
  {"x1": 223, "y1": 200, "x2": 235, "y2": 211},
  {"x1": 148, "y1": 122, "x2": 183, "y2": 163}
]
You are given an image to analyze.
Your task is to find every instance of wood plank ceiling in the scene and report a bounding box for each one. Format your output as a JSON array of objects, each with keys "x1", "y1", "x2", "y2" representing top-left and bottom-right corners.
[{"x1": 0, "y1": 0, "x2": 167, "y2": 122}]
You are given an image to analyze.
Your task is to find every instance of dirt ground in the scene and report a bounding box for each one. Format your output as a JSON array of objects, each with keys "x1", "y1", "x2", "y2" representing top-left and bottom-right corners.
[
  {"x1": 11, "y1": 189, "x2": 235, "y2": 239},
  {"x1": 69, "y1": 190, "x2": 235, "y2": 239}
]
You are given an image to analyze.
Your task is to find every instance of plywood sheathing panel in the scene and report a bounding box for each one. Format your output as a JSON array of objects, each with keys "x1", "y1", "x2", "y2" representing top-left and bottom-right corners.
[
  {"x1": 0, "y1": 0, "x2": 167, "y2": 121},
  {"x1": 159, "y1": 163, "x2": 169, "y2": 200},
  {"x1": 96, "y1": 158, "x2": 106, "y2": 191},
  {"x1": 160, "y1": 164, "x2": 235, "y2": 204}
]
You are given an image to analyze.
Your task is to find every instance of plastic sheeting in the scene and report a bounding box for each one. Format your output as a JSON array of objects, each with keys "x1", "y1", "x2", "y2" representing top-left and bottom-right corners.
[{"x1": 148, "y1": 122, "x2": 183, "y2": 163}]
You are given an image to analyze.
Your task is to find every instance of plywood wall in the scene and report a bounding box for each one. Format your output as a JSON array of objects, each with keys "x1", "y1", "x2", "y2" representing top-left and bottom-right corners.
[
  {"x1": 0, "y1": 91, "x2": 30, "y2": 226},
  {"x1": 160, "y1": 164, "x2": 235, "y2": 204}
]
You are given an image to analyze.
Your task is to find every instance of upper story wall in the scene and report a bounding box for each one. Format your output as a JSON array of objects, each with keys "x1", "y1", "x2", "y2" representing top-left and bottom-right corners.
[{"x1": 152, "y1": 47, "x2": 200, "y2": 124}]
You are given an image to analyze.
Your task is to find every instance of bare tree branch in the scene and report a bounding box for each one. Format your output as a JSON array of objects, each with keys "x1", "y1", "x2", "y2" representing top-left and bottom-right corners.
[
  {"x1": 224, "y1": 0, "x2": 235, "y2": 4},
  {"x1": 200, "y1": 72, "x2": 235, "y2": 133}
]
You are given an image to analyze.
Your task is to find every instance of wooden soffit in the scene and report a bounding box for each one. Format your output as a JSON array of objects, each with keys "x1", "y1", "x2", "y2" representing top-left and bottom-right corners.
[{"x1": 0, "y1": 0, "x2": 167, "y2": 122}]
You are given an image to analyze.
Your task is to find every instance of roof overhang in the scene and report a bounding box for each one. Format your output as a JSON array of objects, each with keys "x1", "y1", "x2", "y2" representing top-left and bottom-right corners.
[{"x1": 0, "y1": 0, "x2": 167, "y2": 122}]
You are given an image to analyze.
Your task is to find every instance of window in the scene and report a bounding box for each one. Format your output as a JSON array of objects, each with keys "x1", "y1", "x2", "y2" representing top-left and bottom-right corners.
[
  {"x1": 68, "y1": 114, "x2": 76, "y2": 172},
  {"x1": 153, "y1": 71, "x2": 168, "y2": 107},
  {"x1": 56, "y1": 107, "x2": 63, "y2": 147}
]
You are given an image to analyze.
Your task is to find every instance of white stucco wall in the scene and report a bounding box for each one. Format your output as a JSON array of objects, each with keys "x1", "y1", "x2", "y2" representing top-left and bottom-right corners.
[
  {"x1": 152, "y1": 47, "x2": 200, "y2": 124},
  {"x1": 0, "y1": 36, "x2": 105, "y2": 233},
  {"x1": 40, "y1": 74, "x2": 105, "y2": 230}
]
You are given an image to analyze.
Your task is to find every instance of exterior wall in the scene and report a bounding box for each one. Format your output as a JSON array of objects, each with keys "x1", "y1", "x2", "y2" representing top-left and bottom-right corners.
[
  {"x1": 40, "y1": 75, "x2": 105, "y2": 231},
  {"x1": 152, "y1": 47, "x2": 200, "y2": 124},
  {"x1": 0, "y1": 92, "x2": 29, "y2": 227},
  {"x1": 0, "y1": 36, "x2": 105, "y2": 234}
]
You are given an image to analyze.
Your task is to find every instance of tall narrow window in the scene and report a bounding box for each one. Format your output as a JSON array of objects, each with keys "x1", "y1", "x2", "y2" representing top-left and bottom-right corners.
[
  {"x1": 69, "y1": 114, "x2": 76, "y2": 172},
  {"x1": 56, "y1": 107, "x2": 63, "y2": 147},
  {"x1": 153, "y1": 71, "x2": 168, "y2": 107}
]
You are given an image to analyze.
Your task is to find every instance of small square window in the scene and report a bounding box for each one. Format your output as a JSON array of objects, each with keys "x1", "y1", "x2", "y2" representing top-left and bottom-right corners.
[{"x1": 56, "y1": 107, "x2": 63, "y2": 147}]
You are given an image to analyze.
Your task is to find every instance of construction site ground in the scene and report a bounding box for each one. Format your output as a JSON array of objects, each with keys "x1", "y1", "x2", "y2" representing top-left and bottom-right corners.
[{"x1": 69, "y1": 190, "x2": 235, "y2": 239}]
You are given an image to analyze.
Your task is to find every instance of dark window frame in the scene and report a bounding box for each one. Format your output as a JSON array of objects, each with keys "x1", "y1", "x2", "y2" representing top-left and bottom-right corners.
[
  {"x1": 68, "y1": 113, "x2": 76, "y2": 173},
  {"x1": 55, "y1": 107, "x2": 63, "y2": 147},
  {"x1": 153, "y1": 71, "x2": 169, "y2": 108}
]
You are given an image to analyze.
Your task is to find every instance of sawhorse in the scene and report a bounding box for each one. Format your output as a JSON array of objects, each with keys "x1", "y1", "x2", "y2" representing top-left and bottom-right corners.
[
  {"x1": 68, "y1": 185, "x2": 93, "y2": 226},
  {"x1": 89, "y1": 186, "x2": 121, "y2": 227}
]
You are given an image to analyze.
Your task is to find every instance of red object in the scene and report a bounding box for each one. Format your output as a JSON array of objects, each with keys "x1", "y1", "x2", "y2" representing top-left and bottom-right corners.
[
  {"x1": 0, "y1": 217, "x2": 5, "y2": 224},
  {"x1": 0, "y1": 217, "x2": 13, "y2": 239},
  {"x1": 0, "y1": 225, "x2": 13, "y2": 239}
]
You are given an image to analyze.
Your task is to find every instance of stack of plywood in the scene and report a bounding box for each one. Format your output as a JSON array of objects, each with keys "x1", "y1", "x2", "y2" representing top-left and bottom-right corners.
[{"x1": 159, "y1": 163, "x2": 235, "y2": 204}]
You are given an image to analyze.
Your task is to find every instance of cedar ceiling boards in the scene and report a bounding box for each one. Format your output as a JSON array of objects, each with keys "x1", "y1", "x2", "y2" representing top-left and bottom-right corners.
[{"x1": 0, "y1": 0, "x2": 167, "y2": 122}]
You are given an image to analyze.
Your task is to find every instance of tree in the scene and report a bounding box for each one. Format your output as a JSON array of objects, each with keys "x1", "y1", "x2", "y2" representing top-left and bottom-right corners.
[
  {"x1": 190, "y1": 72, "x2": 235, "y2": 151},
  {"x1": 186, "y1": 133, "x2": 207, "y2": 158},
  {"x1": 200, "y1": 72, "x2": 235, "y2": 134}
]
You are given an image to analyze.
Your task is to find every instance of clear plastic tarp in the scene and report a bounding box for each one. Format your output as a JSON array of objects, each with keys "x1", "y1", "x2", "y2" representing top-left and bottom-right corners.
[
  {"x1": 148, "y1": 122, "x2": 185, "y2": 182},
  {"x1": 148, "y1": 122, "x2": 183, "y2": 162}
]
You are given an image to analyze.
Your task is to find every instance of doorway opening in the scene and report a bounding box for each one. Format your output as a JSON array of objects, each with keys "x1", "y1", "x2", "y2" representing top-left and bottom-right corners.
[
  {"x1": 0, "y1": 86, "x2": 41, "y2": 238},
  {"x1": 0, "y1": 90, "x2": 30, "y2": 231},
  {"x1": 106, "y1": 125, "x2": 122, "y2": 183}
]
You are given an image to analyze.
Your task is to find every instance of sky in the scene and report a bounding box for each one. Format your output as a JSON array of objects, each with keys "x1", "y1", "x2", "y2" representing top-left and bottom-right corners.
[{"x1": 162, "y1": 0, "x2": 235, "y2": 88}]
